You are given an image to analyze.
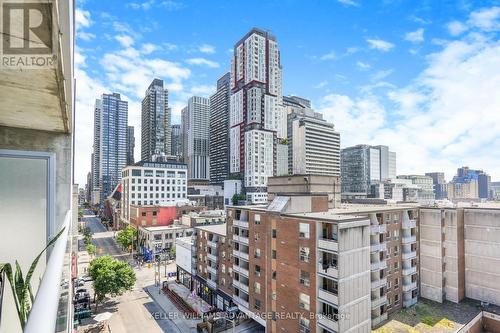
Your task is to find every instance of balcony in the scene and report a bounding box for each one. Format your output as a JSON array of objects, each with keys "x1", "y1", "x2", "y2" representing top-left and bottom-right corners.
[
  {"x1": 402, "y1": 251, "x2": 417, "y2": 260},
  {"x1": 403, "y1": 297, "x2": 417, "y2": 308},
  {"x1": 207, "y1": 265, "x2": 217, "y2": 275},
  {"x1": 372, "y1": 312, "x2": 388, "y2": 327},
  {"x1": 207, "y1": 240, "x2": 218, "y2": 248},
  {"x1": 318, "y1": 288, "x2": 339, "y2": 305},
  {"x1": 371, "y1": 295, "x2": 388, "y2": 309},
  {"x1": 371, "y1": 277, "x2": 387, "y2": 290},
  {"x1": 317, "y1": 315, "x2": 339, "y2": 333},
  {"x1": 233, "y1": 280, "x2": 249, "y2": 293},
  {"x1": 207, "y1": 253, "x2": 218, "y2": 262},
  {"x1": 402, "y1": 219, "x2": 417, "y2": 229},
  {"x1": 370, "y1": 242, "x2": 387, "y2": 252},
  {"x1": 318, "y1": 238, "x2": 338, "y2": 252},
  {"x1": 233, "y1": 264, "x2": 249, "y2": 277},
  {"x1": 234, "y1": 219, "x2": 249, "y2": 229},
  {"x1": 233, "y1": 295, "x2": 249, "y2": 310},
  {"x1": 207, "y1": 279, "x2": 217, "y2": 290},
  {"x1": 403, "y1": 266, "x2": 417, "y2": 276},
  {"x1": 233, "y1": 249, "x2": 249, "y2": 260},
  {"x1": 402, "y1": 235, "x2": 417, "y2": 244},
  {"x1": 371, "y1": 260, "x2": 387, "y2": 271},
  {"x1": 403, "y1": 281, "x2": 417, "y2": 292},
  {"x1": 318, "y1": 263, "x2": 338, "y2": 278},
  {"x1": 371, "y1": 224, "x2": 387, "y2": 235},
  {"x1": 233, "y1": 234, "x2": 249, "y2": 245}
]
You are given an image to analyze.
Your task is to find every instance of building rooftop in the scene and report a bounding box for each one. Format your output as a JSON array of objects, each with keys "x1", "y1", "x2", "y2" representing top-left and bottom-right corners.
[
  {"x1": 125, "y1": 160, "x2": 187, "y2": 169},
  {"x1": 195, "y1": 223, "x2": 227, "y2": 236},
  {"x1": 141, "y1": 224, "x2": 191, "y2": 232},
  {"x1": 175, "y1": 236, "x2": 194, "y2": 246}
]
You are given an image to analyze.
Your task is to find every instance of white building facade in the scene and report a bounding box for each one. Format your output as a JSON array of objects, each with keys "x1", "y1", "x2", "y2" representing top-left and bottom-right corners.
[
  {"x1": 120, "y1": 161, "x2": 188, "y2": 223},
  {"x1": 183, "y1": 96, "x2": 210, "y2": 180},
  {"x1": 292, "y1": 117, "x2": 340, "y2": 176},
  {"x1": 229, "y1": 28, "x2": 286, "y2": 203}
]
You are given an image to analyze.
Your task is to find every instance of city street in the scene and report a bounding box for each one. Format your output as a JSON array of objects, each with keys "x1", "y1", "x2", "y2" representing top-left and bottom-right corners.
[{"x1": 77, "y1": 211, "x2": 194, "y2": 333}]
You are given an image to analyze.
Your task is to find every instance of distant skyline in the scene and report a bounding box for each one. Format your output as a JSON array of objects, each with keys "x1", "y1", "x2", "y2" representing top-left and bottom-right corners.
[{"x1": 74, "y1": 0, "x2": 500, "y2": 186}]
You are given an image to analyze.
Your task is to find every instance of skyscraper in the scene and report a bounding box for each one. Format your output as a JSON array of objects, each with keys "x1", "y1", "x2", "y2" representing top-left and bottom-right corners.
[
  {"x1": 126, "y1": 125, "x2": 135, "y2": 165},
  {"x1": 229, "y1": 28, "x2": 286, "y2": 204},
  {"x1": 171, "y1": 124, "x2": 182, "y2": 159},
  {"x1": 425, "y1": 172, "x2": 448, "y2": 199},
  {"x1": 341, "y1": 144, "x2": 396, "y2": 197},
  {"x1": 182, "y1": 96, "x2": 210, "y2": 180},
  {"x1": 209, "y1": 72, "x2": 231, "y2": 186},
  {"x1": 141, "y1": 78, "x2": 171, "y2": 161},
  {"x1": 284, "y1": 96, "x2": 341, "y2": 177},
  {"x1": 91, "y1": 93, "x2": 128, "y2": 203},
  {"x1": 91, "y1": 100, "x2": 101, "y2": 202}
]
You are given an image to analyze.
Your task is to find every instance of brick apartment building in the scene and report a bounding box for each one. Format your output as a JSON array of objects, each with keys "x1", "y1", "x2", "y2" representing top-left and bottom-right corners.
[{"x1": 176, "y1": 175, "x2": 420, "y2": 332}]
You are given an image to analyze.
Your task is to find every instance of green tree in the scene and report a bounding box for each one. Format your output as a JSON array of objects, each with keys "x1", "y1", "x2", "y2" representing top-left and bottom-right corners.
[
  {"x1": 116, "y1": 226, "x2": 137, "y2": 252},
  {"x1": 83, "y1": 227, "x2": 93, "y2": 245},
  {"x1": 169, "y1": 246, "x2": 176, "y2": 259},
  {"x1": 86, "y1": 243, "x2": 97, "y2": 257},
  {"x1": 232, "y1": 193, "x2": 246, "y2": 205},
  {"x1": 88, "y1": 255, "x2": 136, "y2": 310}
]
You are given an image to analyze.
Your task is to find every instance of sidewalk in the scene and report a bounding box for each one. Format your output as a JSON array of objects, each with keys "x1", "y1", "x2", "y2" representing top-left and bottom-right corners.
[
  {"x1": 145, "y1": 284, "x2": 200, "y2": 333},
  {"x1": 168, "y1": 282, "x2": 212, "y2": 315}
]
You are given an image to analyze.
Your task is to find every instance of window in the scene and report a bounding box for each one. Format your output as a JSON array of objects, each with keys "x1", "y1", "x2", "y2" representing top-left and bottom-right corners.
[
  {"x1": 255, "y1": 265, "x2": 261, "y2": 277},
  {"x1": 299, "y1": 293, "x2": 310, "y2": 310},
  {"x1": 254, "y1": 214, "x2": 260, "y2": 224},
  {"x1": 254, "y1": 282, "x2": 261, "y2": 294},
  {"x1": 299, "y1": 247, "x2": 310, "y2": 262},
  {"x1": 255, "y1": 248, "x2": 261, "y2": 259},
  {"x1": 322, "y1": 302, "x2": 338, "y2": 321},
  {"x1": 254, "y1": 299, "x2": 261, "y2": 310},
  {"x1": 299, "y1": 317, "x2": 310, "y2": 333},
  {"x1": 300, "y1": 270, "x2": 310, "y2": 287},
  {"x1": 141, "y1": 212, "x2": 146, "y2": 217},
  {"x1": 152, "y1": 211, "x2": 157, "y2": 216},
  {"x1": 272, "y1": 229, "x2": 277, "y2": 238},
  {"x1": 132, "y1": 169, "x2": 141, "y2": 176},
  {"x1": 392, "y1": 229, "x2": 399, "y2": 240},
  {"x1": 272, "y1": 271, "x2": 276, "y2": 280},
  {"x1": 299, "y1": 223, "x2": 310, "y2": 239},
  {"x1": 394, "y1": 213, "x2": 399, "y2": 223},
  {"x1": 394, "y1": 278, "x2": 399, "y2": 289},
  {"x1": 272, "y1": 250, "x2": 276, "y2": 259},
  {"x1": 394, "y1": 294, "x2": 400, "y2": 305}
]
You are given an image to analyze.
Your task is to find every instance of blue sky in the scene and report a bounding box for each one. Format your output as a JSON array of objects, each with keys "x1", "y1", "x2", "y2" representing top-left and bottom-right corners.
[{"x1": 74, "y1": 0, "x2": 500, "y2": 186}]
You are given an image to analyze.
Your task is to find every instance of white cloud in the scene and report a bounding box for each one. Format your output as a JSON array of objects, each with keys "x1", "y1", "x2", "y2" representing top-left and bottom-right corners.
[
  {"x1": 356, "y1": 61, "x2": 370, "y2": 70},
  {"x1": 185, "y1": 58, "x2": 220, "y2": 68},
  {"x1": 447, "y1": 21, "x2": 468, "y2": 36},
  {"x1": 198, "y1": 44, "x2": 216, "y2": 54},
  {"x1": 319, "y1": 51, "x2": 336, "y2": 61},
  {"x1": 141, "y1": 43, "x2": 158, "y2": 54},
  {"x1": 75, "y1": 9, "x2": 95, "y2": 40},
  {"x1": 371, "y1": 69, "x2": 393, "y2": 81},
  {"x1": 320, "y1": 18, "x2": 500, "y2": 179},
  {"x1": 468, "y1": 6, "x2": 500, "y2": 31},
  {"x1": 336, "y1": 0, "x2": 359, "y2": 7},
  {"x1": 115, "y1": 35, "x2": 134, "y2": 48},
  {"x1": 129, "y1": 0, "x2": 155, "y2": 10},
  {"x1": 405, "y1": 28, "x2": 424, "y2": 43},
  {"x1": 314, "y1": 81, "x2": 328, "y2": 89},
  {"x1": 366, "y1": 38, "x2": 395, "y2": 51},
  {"x1": 75, "y1": 9, "x2": 91, "y2": 28},
  {"x1": 189, "y1": 85, "x2": 215, "y2": 96}
]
